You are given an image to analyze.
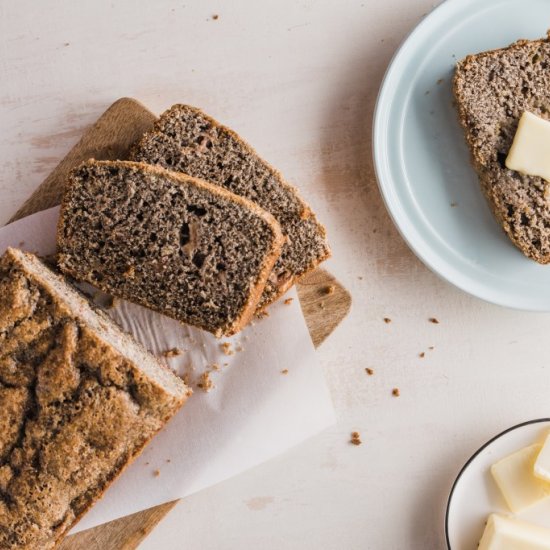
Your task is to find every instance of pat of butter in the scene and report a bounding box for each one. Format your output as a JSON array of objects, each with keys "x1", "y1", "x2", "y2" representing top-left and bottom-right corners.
[
  {"x1": 491, "y1": 443, "x2": 550, "y2": 512},
  {"x1": 479, "y1": 514, "x2": 550, "y2": 550},
  {"x1": 534, "y1": 433, "x2": 550, "y2": 482},
  {"x1": 506, "y1": 111, "x2": 550, "y2": 182}
]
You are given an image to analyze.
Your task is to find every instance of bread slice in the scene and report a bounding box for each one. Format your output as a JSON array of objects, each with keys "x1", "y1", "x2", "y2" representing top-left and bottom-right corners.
[
  {"x1": 129, "y1": 104, "x2": 331, "y2": 308},
  {"x1": 453, "y1": 33, "x2": 550, "y2": 263},
  {"x1": 0, "y1": 247, "x2": 190, "y2": 550},
  {"x1": 57, "y1": 160, "x2": 284, "y2": 336}
]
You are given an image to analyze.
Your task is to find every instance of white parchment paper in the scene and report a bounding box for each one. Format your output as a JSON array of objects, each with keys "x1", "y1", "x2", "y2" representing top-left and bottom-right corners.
[{"x1": 0, "y1": 207, "x2": 335, "y2": 532}]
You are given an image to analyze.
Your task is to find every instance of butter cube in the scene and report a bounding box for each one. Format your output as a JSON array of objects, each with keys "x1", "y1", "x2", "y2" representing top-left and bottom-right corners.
[
  {"x1": 534, "y1": 434, "x2": 550, "y2": 482},
  {"x1": 491, "y1": 443, "x2": 550, "y2": 512},
  {"x1": 506, "y1": 111, "x2": 550, "y2": 183},
  {"x1": 479, "y1": 514, "x2": 550, "y2": 550}
]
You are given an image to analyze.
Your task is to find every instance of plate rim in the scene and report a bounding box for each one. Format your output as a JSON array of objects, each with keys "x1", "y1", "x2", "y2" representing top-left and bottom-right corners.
[
  {"x1": 372, "y1": 0, "x2": 550, "y2": 312},
  {"x1": 444, "y1": 417, "x2": 550, "y2": 549}
]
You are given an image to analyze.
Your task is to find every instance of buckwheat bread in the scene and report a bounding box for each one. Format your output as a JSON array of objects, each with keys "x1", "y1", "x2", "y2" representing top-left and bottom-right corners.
[
  {"x1": 454, "y1": 33, "x2": 550, "y2": 263},
  {"x1": 129, "y1": 104, "x2": 331, "y2": 307},
  {"x1": 0, "y1": 247, "x2": 190, "y2": 550},
  {"x1": 57, "y1": 160, "x2": 284, "y2": 336}
]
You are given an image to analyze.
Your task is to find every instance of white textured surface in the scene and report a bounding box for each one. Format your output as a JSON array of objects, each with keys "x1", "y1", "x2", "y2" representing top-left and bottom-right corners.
[{"x1": 3, "y1": 1, "x2": 550, "y2": 549}]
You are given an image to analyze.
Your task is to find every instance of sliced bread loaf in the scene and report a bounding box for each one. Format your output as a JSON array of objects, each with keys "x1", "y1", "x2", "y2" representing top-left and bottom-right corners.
[
  {"x1": 57, "y1": 160, "x2": 284, "y2": 336},
  {"x1": 129, "y1": 104, "x2": 331, "y2": 308},
  {"x1": 454, "y1": 33, "x2": 550, "y2": 263},
  {"x1": 0, "y1": 247, "x2": 190, "y2": 550}
]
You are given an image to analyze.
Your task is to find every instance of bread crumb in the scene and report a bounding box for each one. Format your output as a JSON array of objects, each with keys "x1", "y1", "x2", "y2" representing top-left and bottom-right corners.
[
  {"x1": 358, "y1": 276, "x2": 363, "y2": 280},
  {"x1": 197, "y1": 372, "x2": 214, "y2": 392},
  {"x1": 223, "y1": 362, "x2": 229, "y2": 367},
  {"x1": 162, "y1": 348, "x2": 184, "y2": 358},
  {"x1": 428, "y1": 346, "x2": 435, "y2": 350},
  {"x1": 212, "y1": 14, "x2": 219, "y2": 20},
  {"x1": 325, "y1": 285, "x2": 335, "y2": 295},
  {"x1": 429, "y1": 317, "x2": 440, "y2": 324},
  {"x1": 211, "y1": 363, "x2": 221, "y2": 371},
  {"x1": 284, "y1": 298, "x2": 294, "y2": 305},
  {"x1": 153, "y1": 469, "x2": 160, "y2": 477},
  {"x1": 281, "y1": 369, "x2": 289, "y2": 375},
  {"x1": 350, "y1": 431, "x2": 362, "y2": 445},
  {"x1": 166, "y1": 459, "x2": 171, "y2": 463},
  {"x1": 220, "y1": 342, "x2": 234, "y2": 356},
  {"x1": 257, "y1": 310, "x2": 270, "y2": 319},
  {"x1": 365, "y1": 368, "x2": 374, "y2": 375},
  {"x1": 419, "y1": 352, "x2": 425, "y2": 358},
  {"x1": 392, "y1": 388, "x2": 400, "y2": 397},
  {"x1": 383, "y1": 317, "x2": 391, "y2": 324}
]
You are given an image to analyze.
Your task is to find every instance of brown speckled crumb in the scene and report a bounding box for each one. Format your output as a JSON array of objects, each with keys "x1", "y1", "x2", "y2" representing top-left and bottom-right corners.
[
  {"x1": 419, "y1": 352, "x2": 425, "y2": 358},
  {"x1": 429, "y1": 317, "x2": 440, "y2": 324},
  {"x1": 365, "y1": 368, "x2": 374, "y2": 375},
  {"x1": 212, "y1": 14, "x2": 219, "y2": 20},
  {"x1": 383, "y1": 317, "x2": 391, "y2": 324},
  {"x1": 350, "y1": 431, "x2": 362, "y2": 445},
  {"x1": 392, "y1": 388, "x2": 400, "y2": 397},
  {"x1": 197, "y1": 372, "x2": 214, "y2": 392},
  {"x1": 153, "y1": 469, "x2": 160, "y2": 477},
  {"x1": 163, "y1": 347, "x2": 184, "y2": 358},
  {"x1": 281, "y1": 369, "x2": 289, "y2": 375},
  {"x1": 284, "y1": 298, "x2": 294, "y2": 305},
  {"x1": 220, "y1": 342, "x2": 234, "y2": 356}
]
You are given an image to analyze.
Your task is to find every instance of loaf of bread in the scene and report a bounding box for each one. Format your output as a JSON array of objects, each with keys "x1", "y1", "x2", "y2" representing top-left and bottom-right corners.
[
  {"x1": 454, "y1": 33, "x2": 550, "y2": 263},
  {"x1": 0, "y1": 247, "x2": 190, "y2": 550},
  {"x1": 57, "y1": 160, "x2": 285, "y2": 336},
  {"x1": 129, "y1": 104, "x2": 331, "y2": 308}
]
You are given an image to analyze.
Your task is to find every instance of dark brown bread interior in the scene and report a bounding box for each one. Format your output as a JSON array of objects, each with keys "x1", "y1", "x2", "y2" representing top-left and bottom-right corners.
[
  {"x1": 454, "y1": 33, "x2": 550, "y2": 263},
  {"x1": 130, "y1": 104, "x2": 331, "y2": 307},
  {"x1": 57, "y1": 160, "x2": 284, "y2": 336},
  {"x1": 0, "y1": 247, "x2": 189, "y2": 550}
]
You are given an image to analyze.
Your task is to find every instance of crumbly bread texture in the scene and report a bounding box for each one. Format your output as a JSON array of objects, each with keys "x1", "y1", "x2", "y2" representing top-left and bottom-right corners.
[
  {"x1": 129, "y1": 104, "x2": 331, "y2": 307},
  {"x1": 57, "y1": 160, "x2": 284, "y2": 336},
  {"x1": 0, "y1": 247, "x2": 190, "y2": 550},
  {"x1": 454, "y1": 33, "x2": 550, "y2": 263}
]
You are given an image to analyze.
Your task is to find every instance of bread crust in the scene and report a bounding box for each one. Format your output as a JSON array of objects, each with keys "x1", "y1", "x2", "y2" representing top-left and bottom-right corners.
[{"x1": 57, "y1": 160, "x2": 285, "y2": 336}]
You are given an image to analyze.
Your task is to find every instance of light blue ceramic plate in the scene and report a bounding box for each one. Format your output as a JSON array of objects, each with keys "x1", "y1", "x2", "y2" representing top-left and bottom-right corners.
[{"x1": 373, "y1": 0, "x2": 550, "y2": 311}]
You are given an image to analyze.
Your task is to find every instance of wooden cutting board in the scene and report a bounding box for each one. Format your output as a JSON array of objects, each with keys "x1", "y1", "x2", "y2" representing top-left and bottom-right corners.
[{"x1": 8, "y1": 98, "x2": 351, "y2": 550}]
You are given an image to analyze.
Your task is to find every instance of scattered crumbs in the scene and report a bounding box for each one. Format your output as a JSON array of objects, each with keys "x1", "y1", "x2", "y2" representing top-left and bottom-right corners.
[
  {"x1": 162, "y1": 347, "x2": 184, "y2": 358},
  {"x1": 450, "y1": 201, "x2": 458, "y2": 207},
  {"x1": 429, "y1": 317, "x2": 440, "y2": 324},
  {"x1": 392, "y1": 388, "x2": 400, "y2": 397},
  {"x1": 220, "y1": 342, "x2": 234, "y2": 356},
  {"x1": 197, "y1": 372, "x2": 214, "y2": 392},
  {"x1": 284, "y1": 298, "x2": 294, "y2": 305},
  {"x1": 281, "y1": 369, "x2": 289, "y2": 375},
  {"x1": 437, "y1": 78, "x2": 444, "y2": 85},
  {"x1": 419, "y1": 352, "x2": 425, "y2": 359},
  {"x1": 383, "y1": 317, "x2": 392, "y2": 324},
  {"x1": 325, "y1": 285, "x2": 336, "y2": 295},
  {"x1": 350, "y1": 431, "x2": 362, "y2": 446},
  {"x1": 429, "y1": 346, "x2": 435, "y2": 350},
  {"x1": 365, "y1": 368, "x2": 374, "y2": 376},
  {"x1": 153, "y1": 469, "x2": 160, "y2": 477},
  {"x1": 211, "y1": 363, "x2": 221, "y2": 371}
]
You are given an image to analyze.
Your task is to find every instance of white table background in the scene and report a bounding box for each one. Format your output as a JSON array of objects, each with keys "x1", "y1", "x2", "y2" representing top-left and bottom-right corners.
[{"x1": 2, "y1": 1, "x2": 550, "y2": 548}]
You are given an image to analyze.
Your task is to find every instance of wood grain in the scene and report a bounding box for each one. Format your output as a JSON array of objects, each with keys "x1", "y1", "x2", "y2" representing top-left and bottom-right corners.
[{"x1": 9, "y1": 98, "x2": 351, "y2": 550}]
